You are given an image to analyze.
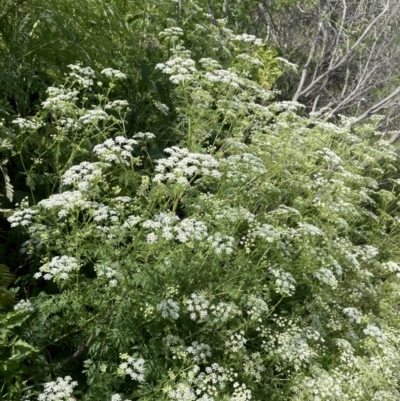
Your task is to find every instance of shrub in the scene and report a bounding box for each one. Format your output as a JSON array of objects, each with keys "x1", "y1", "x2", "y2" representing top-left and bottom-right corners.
[{"x1": 3, "y1": 27, "x2": 400, "y2": 401}]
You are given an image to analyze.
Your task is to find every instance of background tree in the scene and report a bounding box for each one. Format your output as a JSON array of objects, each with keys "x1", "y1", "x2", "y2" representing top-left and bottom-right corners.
[{"x1": 255, "y1": 0, "x2": 400, "y2": 132}]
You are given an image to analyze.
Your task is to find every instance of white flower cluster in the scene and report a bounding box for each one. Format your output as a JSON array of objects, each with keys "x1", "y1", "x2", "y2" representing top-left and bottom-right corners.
[
  {"x1": 111, "y1": 394, "x2": 131, "y2": 401},
  {"x1": 7, "y1": 208, "x2": 36, "y2": 228},
  {"x1": 226, "y1": 330, "x2": 247, "y2": 353},
  {"x1": 222, "y1": 153, "x2": 266, "y2": 184},
  {"x1": 316, "y1": 147, "x2": 342, "y2": 166},
  {"x1": 199, "y1": 58, "x2": 222, "y2": 70},
  {"x1": 155, "y1": 57, "x2": 197, "y2": 84},
  {"x1": 314, "y1": 268, "x2": 338, "y2": 289},
  {"x1": 363, "y1": 324, "x2": 385, "y2": 341},
  {"x1": 230, "y1": 383, "x2": 252, "y2": 401},
  {"x1": 157, "y1": 299, "x2": 180, "y2": 319},
  {"x1": 14, "y1": 299, "x2": 34, "y2": 312},
  {"x1": 233, "y1": 34, "x2": 263, "y2": 45},
  {"x1": 168, "y1": 383, "x2": 196, "y2": 401},
  {"x1": 342, "y1": 307, "x2": 363, "y2": 324},
  {"x1": 41, "y1": 87, "x2": 79, "y2": 111},
  {"x1": 105, "y1": 100, "x2": 129, "y2": 110},
  {"x1": 143, "y1": 213, "x2": 208, "y2": 244},
  {"x1": 158, "y1": 27, "x2": 184, "y2": 39},
  {"x1": 122, "y1": 215, "x2": 142, "y2": 229},
  {"x1": 79, "y1": 108, "x2": 109, "y2": 125},
  {"x1": 356, "y1": 245, "x2": 379, "y2": 262},
  {"x1": 262, "y1": 318, "x2": 315, "y2": 372},
  {"x1": 119, "y1": 354, "x2": 145, "y2": 382},
  {"x1": 96, "y1": 262, "x2": 122, "y2": 287},
  {"x1": 38, "y1": 191, "x2": 92, "y2": 218},
  {"x1": 268, "y1": 267, "x2": 296, "y2": 296},
  {"x1": 93, "y1": 205, "x2": 119, "y2": 223},
  {"x1": 242, "y1": 352, "x2": 265, "y2": 382},
  {"x1": 292, "y1": 367, "x2": 360, "y2": 400},
  {"x1": 186, "y1": 293, "x2": 210, "y2": 321},
  {"x1": 236, "y1": 53, "x2": 263, "y2": 66},
  {"x1": 12, "y1": 118, "x2": 37, "y2": 130},
  {"x1": 115, "y1": 196, "x2": 132, "y2": 203},
  {"x1": 62, "y1": 161, "x2": 104, "y2": 192},
  {"x1": 34, "y1": 256, "x2": 80, "y2": 281},
  {"x1": 68, "y1": 64, "x2": 95, "y2": 87},
  {"x1": 207, "y1": 233, "x2": 234, "y2": 255},
  {"x1": 68, "y1": 64, "x2": 95, "y2": 77},
  {"x1": 268, "y1": 100, "x2": 305, "y2": 112},
  {"x1": 143, "y1": 213, "x2": 179, "y2": 242},
  {"x1": 59, "y1": 117, "x2": 79, "y2": 129},
  {"x1": 176, "y1": 219, "x2": 208, "y2": 243},
  {"x1": 297, "y1": 222, "x2": 324, "y2": 237},
  {"x1": 168, "y1": 364, "x2": 244, "y2": 401},
  {"x1": 154, "y1": 102, "x2": 170, "y2": 115},
  {"x1": 186, "y1": 341, "x2": 212, "y2": 362},
  {"x1": 214, "y1": 205, "x2": 255, "y2": 223},
  {"x1": 209, "y1": 301, "x2": 241, "y2": 323},
  {"x1": 20, "y1": 224, "x2": 48, "y2": 254},
  {"x1": 246, "y1": 296, "x2": 269, "y2": 322},
  {"x1": 93, "y1": 136, "x2": 138, "y2": 165},
  {"x1": 336, "y1": 339, "x2": 358, "y2": 368},
  {"x1": 38, "y1": 376, "x2": 77, "y2": 401},
  {"x1": 189, "y1": 364, "x2": 228, "y2": 398},
  {"x1": 381, "y1": 261, "x2": 400, "y2": 277},
  {"x1": 154, "y1": 146, "x2": 220, "y2": 185},
  {"x1": 204, "y1": 69, "x2": 243, "y2": 88},
  {"x1": 101, "y1": 68, "x2": 127, "y2": 79},
  {"x1": 133, "y1": 131, "x2": 156, "y2": 140}
]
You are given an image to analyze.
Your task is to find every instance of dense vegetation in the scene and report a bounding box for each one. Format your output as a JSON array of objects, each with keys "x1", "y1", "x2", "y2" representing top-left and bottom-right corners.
[{"x1": 1, "y1": 1, "x2": 400, "y2": 400}]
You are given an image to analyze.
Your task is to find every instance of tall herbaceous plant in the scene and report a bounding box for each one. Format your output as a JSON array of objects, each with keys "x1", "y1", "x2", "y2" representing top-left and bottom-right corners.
[{"x1": 4, "y1": 23, "x2": 400, "y2": 401}]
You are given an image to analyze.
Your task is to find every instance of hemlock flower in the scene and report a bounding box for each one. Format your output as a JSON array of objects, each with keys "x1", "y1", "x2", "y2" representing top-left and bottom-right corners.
[
  {"x1": 156, "y1": 57, "x2": 197, "y2": 84},
  {"x1": 226, "y1": 330, "x2": 247, "y2": 353},
  {"x1": 269, "y1": 267, "x2": 296, "y2": 296},
  {"x1": 96, "y1": 262, "x2": 122, "y2": 287},
  {"x1": 207, "y1": 233, "x2": 234, "y2": 255},
  {"x1": 14, "y1": 299, "x2": 34, "y2": 312},
  {"x1": 38, "y1": 191, "x2": 93, "y2": 218},
  {"x1": 41, "y1": 87, "x2": 79, "y2": 110},
  {"x1": 186, "y1": 293, "x2": 210, "y2": 321},
  {"x1": 343, "y1": 307, "x2": 363, "y2": 324},
  {"x1": 111, "y1": 395, "x2": 132, "y2": 401},
  {"x1": 314, "y1": 268, "x2": 338, "y2": 289},
  {"x1": 67, "y1": 64, "x2": 95, "y2": 77},
  {"x1": 158, "y1": 27, "x2": 184, "y2": 39},
  {"x1": 118, "y1": 355, "x2": 145, "y2": 382},
  {"x1": 233, "y1": 33, "x2": 263, "y2": 45},
  {"x1": 61, "y1": 161, "x2": 104, "y2": 192},
  {"x1": 37, "y1": 376, "x2": 77, "y2": 401},
  {"x1": 12, "y1": 118, "x2": 37, "y2": 130},
  {"x1": 105, "y1": 100, "x2": 129, "y2": 110},
  {"x1": 154, "y1": 102, "x2": 170, "y2": 115},
  {"x1": 157, "y1": 299, "x2": 180, "y2": 319},
  {"x1": 79, "y1": 108, "x2": 109, "y2": 125},
  {"x1": 186, "y1": 341, "x2": 211, "y2": 362},
  {"x1": 133, "y1": 131, "x2": 156, "y2": 140},
  {"x1": 153, "y1": 146, "x2": 220, "y2": 185},
  {"x1": 101, "y1": 68, "x2": 127, "y2": 79},
  {"x1": 204, "y1": 69, "x2": 243, "y2": 88},
  {"x1": 7, "y1": 208, "x2": 36, "y2": 228},
  {"x1": 34, "y1": 256, "x2": 80, "y2": 281},
  {"x1": 93, "y1": 137, "x2": 138, "y2": 165},
  {"x1": 210, "y1": 301, "x2": 241, "y2": 323}
]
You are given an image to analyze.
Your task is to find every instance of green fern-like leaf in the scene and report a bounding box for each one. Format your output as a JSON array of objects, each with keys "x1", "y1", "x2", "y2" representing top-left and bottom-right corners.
[
  {"x1": 0, "y1": 161, "x2": 13, "y2": 201},
  {"x1": 0, "y1": 264, "x2": 15, "y2": 309}
]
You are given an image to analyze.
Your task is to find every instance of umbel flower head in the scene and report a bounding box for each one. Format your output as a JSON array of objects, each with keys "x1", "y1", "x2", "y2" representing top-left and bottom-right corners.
[
  {"x1": 38, "y1": 376, "x2": 77, "y2": 401},
  {"x1": 34, "y1": 256, "x2": 80, "y2": 281}
]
